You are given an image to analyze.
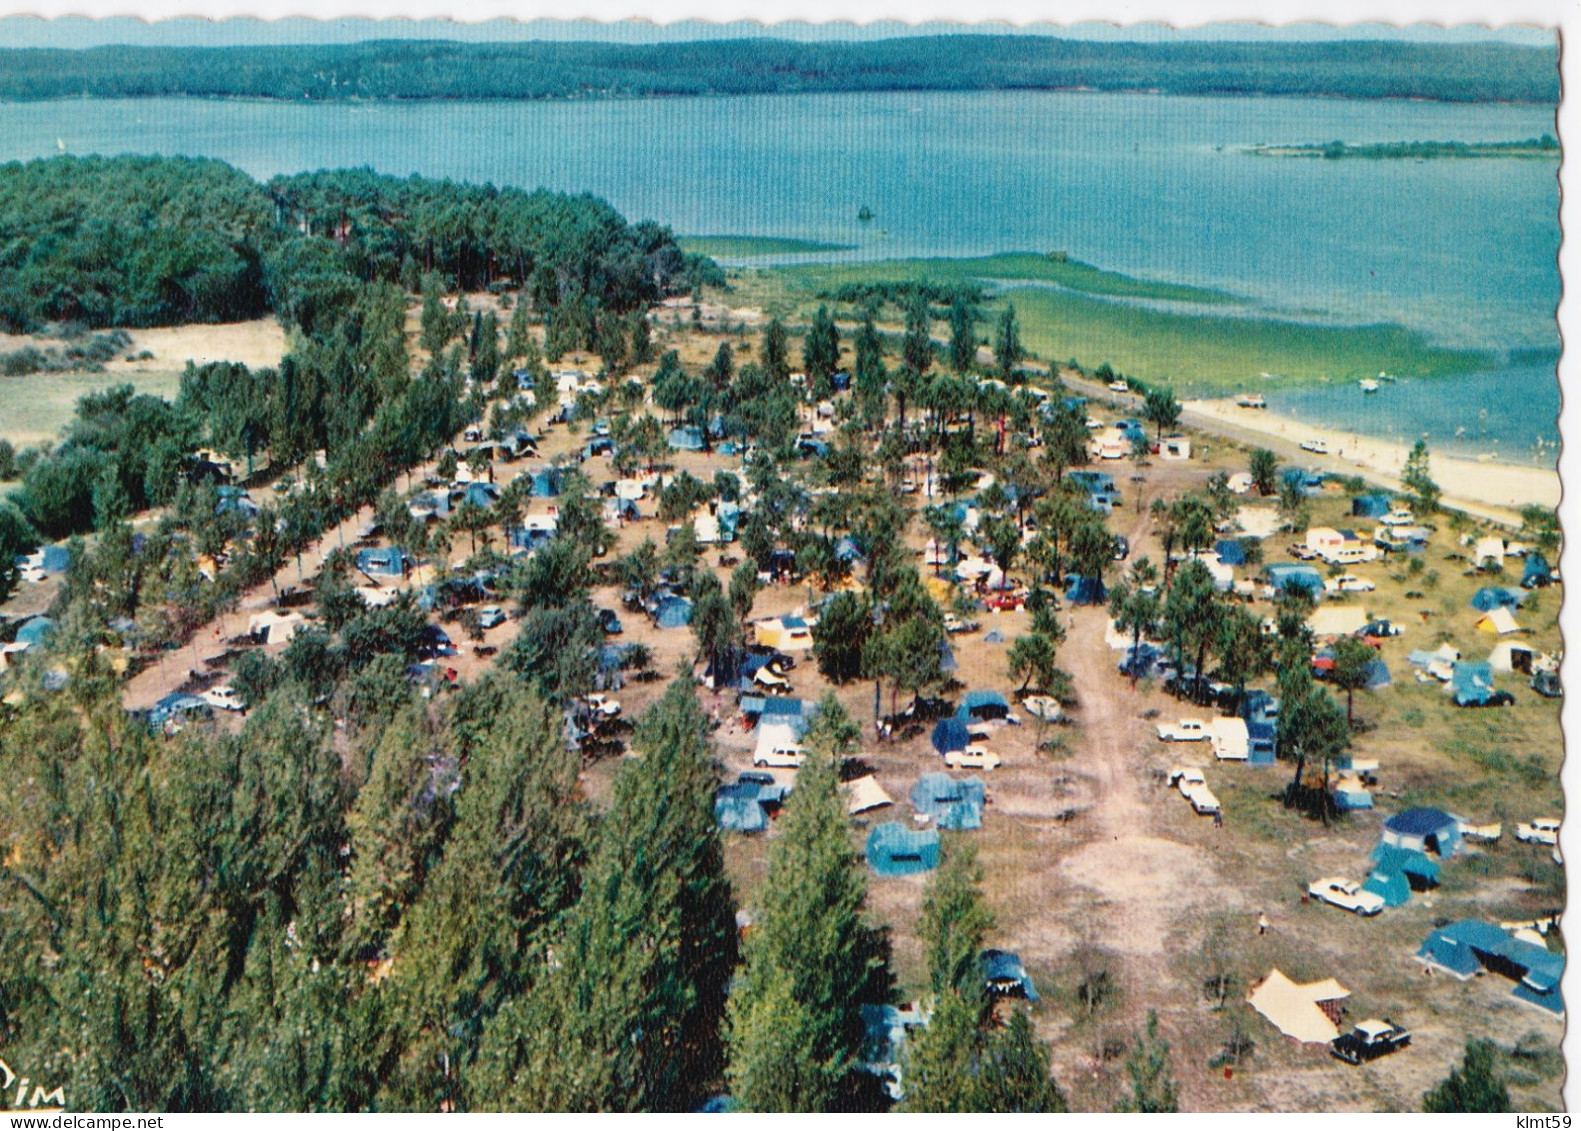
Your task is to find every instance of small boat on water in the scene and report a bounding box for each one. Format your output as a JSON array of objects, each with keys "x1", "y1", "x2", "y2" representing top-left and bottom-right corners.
[{"x1": 1359, "y1": 378, "x2": 1380, "y2": 394}]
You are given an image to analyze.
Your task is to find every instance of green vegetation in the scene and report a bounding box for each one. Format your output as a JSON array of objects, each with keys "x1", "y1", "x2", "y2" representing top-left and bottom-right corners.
[
  {"x1": 0, "y1": 37, "x2": 1556, "y2": 103},
  {"x1": 1250, "y1": 134, "x2": 1560, "y2": 160},
  {"x1": 680, "y1": 235, "x2": 856, "y2": 257}
]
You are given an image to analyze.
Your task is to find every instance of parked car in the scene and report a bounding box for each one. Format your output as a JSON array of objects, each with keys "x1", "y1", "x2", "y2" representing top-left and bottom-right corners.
[
  {"x1": 944, "y1": 745, "x2": 1002, "y2": 771},
  {"x1": 1156, "y1": 718, "x2": 1208, "y2": 742},
  {"x1": 598, "y1": 608, "x2": 624, "y2": 635},
  {"x1": 1022, "y1": 696, "x2": 1063, "y2": 722},
  {"x1": 1515, "y1": 818, "x2": 1561, "y2": 846},
  {"x1": 1183, "y1": 784, "x2": 1221, "y2": 815},
  {"x1": 1379, "y1": 509, "x2": 1417, "y2": 527},
  {"x1": 754, "y1": 744, "x2": 806, "y2": 768},
  {"x1": 1324, "y1": 574, "x2": 1376, "y2": 594},
  {"x1": 1112, "y1": 535, "x2": 1130, "y2": 561},
  {"x1": 1168, "y1": 766, "x2": 1206, "y2": 793},
  {"x1": 1359, "y1": 619, "x2": 1403, "y2": 638},
  {"x1": 943, "y1": 613, "x2": 981, "y2": 634},
  {"x1": 201, "y1": 685, "x2": 248, "y2": 712},
  {"x1": 984, "y1": 591, "x2": 1026, "y2": 612},
  {"x1": 584, "y1": 693, "x2": 622, "y2": 719},
  {"x1": 1107, "y1": 379, "x2": 1130, "y2": 393},
  {"x1": 1330, "y1": 1020, "x2": 1411, "y2": 1064},
  {"x1": 1308, "y1": 877, "x2": 1385, "y2": 917},
  {"x1": 476, "y1": 605, "x2": 508, "y2": 630}
]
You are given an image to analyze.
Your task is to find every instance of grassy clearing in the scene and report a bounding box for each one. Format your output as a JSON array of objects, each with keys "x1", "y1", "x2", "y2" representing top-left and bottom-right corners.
[
  {"x1": 680, "y1": 234, "x2": 857, "y2": 257},
  {"x1": 0, "y1": 370, "x2": 184, "y2": 446}
]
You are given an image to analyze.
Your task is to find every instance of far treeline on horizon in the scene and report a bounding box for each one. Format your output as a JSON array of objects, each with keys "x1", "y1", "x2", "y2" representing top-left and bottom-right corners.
[{"x1": 0, "y1": 35, "x2": 1558, "y2": 104}]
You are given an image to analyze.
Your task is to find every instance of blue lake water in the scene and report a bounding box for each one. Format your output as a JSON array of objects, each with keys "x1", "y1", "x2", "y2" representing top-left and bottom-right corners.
[{"x1": 0, "y1": 90, "x2": 1560, "y2": 462}]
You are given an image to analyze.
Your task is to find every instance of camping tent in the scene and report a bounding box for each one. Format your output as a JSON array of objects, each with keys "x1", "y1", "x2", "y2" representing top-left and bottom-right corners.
[
  {"x1": 653, "y1": 596, "x2": 694, "y2": 629},
  {"x1": 957, "y1": 689, "x2": 1012, "y2": 723},
  {"x1": 1247, "y1": 969, "x2": 1350, "y2": 1043},
  {"x1": 1417, "y1": 920, "x2": 1564, "y2": 1015},
  {"x1": 1362, "y1": 657, "x2": 1392, "y2": 690},
  {"x1": 1370, "y1": 843, "x2": 1441, "y2": 887},
  {"x1": 1264, "y1": 563, "x2": 1324, "y2": 596},
  {"x1": 866, "y1": 823, "x2": 941, "y2": 876},
  {"x1": 668, "y1": 427, "x2": 705, "y2": 452},
  {"x1": 1489, "y1": 642, "x2": 1538, "y2": 674},
  {"x1": 1352, "y1": 493, "x2": 1392, "y2": 518},
  {"x1": 1065, "y1": 576, "x2": 1106, "y2": 605},
  {"x1": 1477, "y1": 607, "x2": 1523, "y2": 635},
  {"x1": 715, "y1": 779, "x2": 787, "y2": 833},
  {"x1": 1471, "y1": 587, "x2": 1524, "y2": 612},
  {"x1": 1308, "y1": 607, "x2": 1369, "y2": 637},
  {"x1": 845, "y1": 776, "x2": 894, "y2": 815},
  {"x1": 981, "y1": 950, "x2": 1039, "y2": 1002},
  {"x1": 1472, "y1": 536, "x2": 1506, "y2": 568},
  {"x1": 1381, "y1": 807, "x2": 1460, "y2": 858},
  {"x1": 1522, "y1": 553, "x2": 1553, "y2": 589},
  {"x1": 14, "y1": 617, "x2": 52, "y2": 647},
  {"x1": 1214, "y1": 539, "x2": 1248, "y2": 566},
  {"x1": 1450, "y1": 662, "x2": 1497, "y2": 706},
  {"x1": 247, "y1": 611, "x2": 305, "y2": 645},
  {"x1": 931, "y1": 718, "x2": 970, "y2": 756},
  {"x1": 1208, "y1": 716, "x2": 1249, "y2": 761},
  {"x1": 909, "y1": 773, "x2": 987, "y2": 831}
]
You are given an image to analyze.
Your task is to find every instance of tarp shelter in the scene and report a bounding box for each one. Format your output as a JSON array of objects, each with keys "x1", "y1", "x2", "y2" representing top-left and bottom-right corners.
[
  {"x1": 1247, "y1": 969, "x2": 1350, "y2": 1044},
  {"x1": 247, "y1": 611, "x2": 305, "y2": 645},
  {"x1": 845, "y1": 775, "x2": 894, "y2": 815},
  {"x1": 668, "y1": 427, "x2": 705, "y2": 452},
  {"x1": 1264, "y1": 563, "x2": 1324, "y2": 596},
  {"x1": 1065, "y1": 576, "x2": 1106, "y2": 605},
  {"x1": 957, "y1": 689, "x2": 1012, "y2": 723},
  {"x1": 1309, "y1": 607, "x2": 1369, "y2": 637},
  {"x1": 981, "y1": 950, "x2": 1039, "y2": 1002},
  {"x1": 1451, "y1": 662, "x2": 1496, "y2": 706},
  {"x1": 356, "y1": 547, "x2": 412, "y2": 578},
  {"x1": 909, "y1": 773, "x2": 987, "y2": 831},
  {"x1": 1214, "y1": 539, "x2": 1248, "y2": 566},
  {"x1": 1522, "y1": 553, "x2": 1554, "y2": 589},
  {"x1": 1381, "y1": 807, "x2": 1460, "y2": 858},
  {"x1": 14, "y1": 617, "x2": 52, "y2": 647},
  {"x1": 1471, "y1": 587, "x2": 1524, "y2": 612},
  {"x1": 1352, "y1": 493, "x2": 1392, "y2": 518},
  {"x1": 866, "y1": 823, "x2": 941, "y2": 876},
  {"x1": 931, "y1": 718, "x2": 970, "y2": 755},
  {"x1": 653, "y1": 596, "x2": 694, "y2": 629},
  {"x1": 1417, "y1": 920, "x2": 1564, "y2": 1016},
  {"x1": 1370, "y1": 843, "x2": 1441, "y2": 888},
  {"x1": 1477, "y1": 607, "x2": 1523, "y2": 635}
]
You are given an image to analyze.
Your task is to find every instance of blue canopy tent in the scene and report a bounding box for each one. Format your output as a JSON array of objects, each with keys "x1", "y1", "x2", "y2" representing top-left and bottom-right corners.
[
  {"x1": 668, "y1": 427, "x2": 705, "y2": 452},
  {"x1": 1065, "y1": 576, "x2": 1106, "y2": 605},
  {"x1": 1363, "y1": 657, "x2": 1392, "y2": 690},
  {"x1": 866, "y1": 823, "x2": 941, "y2": 876},
  {"x1": 15, "y1": 617, "x2": 52, "y2": 647},
  {"x1": 980, "y1": 950, "x2": 1039, "y2": 1002},
  {"x1": 931, "y1": 718, "x2": 970, "y2": 755},
  {"x1": 1470, "y1": 587, "x2": 1524, "y2": 612},
  {"x1": 1263, "y1": 563, "x2": 1324, "y2": 596},
  {"x1": 356, "y1": 547, "x2": 412, "y2": 577},
  {"x1": 1522, "y1": 553, "x2": 1553, "y2": 589},
  {"x1": 1451, "y1": 661, "x2": 1496, "y2": 707},
  {"x1": 1352, "y1": 493, "x2": 1392, "y2": 518},
  {"x1": 653, "y1": 596, "x2": 695, "y2": 629},
  {"x1": 1418, "y1": 920, "x2": 1564, "y2": 1015},
  {"x1": 1214, "y1": 539, "x2": 1248, "y2": 566},
  {"x1": 909, "y1": 773, "x2": 986, "y2": 831},
  {"x1": 958, "y1": 689, "x2": 1012, "y2": 723},
  {"x1": 1382, "y1": 807, "x2": 1461, "y2": 858},
  {"x1": 528, "y1": 469, "x2": 564, "y2": 497}
]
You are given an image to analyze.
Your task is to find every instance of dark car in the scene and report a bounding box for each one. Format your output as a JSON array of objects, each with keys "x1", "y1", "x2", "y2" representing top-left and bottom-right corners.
[
  {"x1": 1112, "y1": 535, "x2": 1130, "y2": 561},
  {"x1": 598, "y1": 608, "x2": 624, "y2": 635},
  {"x1": 1330, "y1": 1020, "x2": 1411, "y2": 1065}
]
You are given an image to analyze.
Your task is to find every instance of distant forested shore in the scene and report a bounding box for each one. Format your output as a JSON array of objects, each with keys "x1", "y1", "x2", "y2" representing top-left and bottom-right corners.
[
  {"x1": 0, "y1": 35, "x2": 1557, "y2": 104},
  {"x1": 1247, "y1": 135, "x2": 1560, "y2": 159}
]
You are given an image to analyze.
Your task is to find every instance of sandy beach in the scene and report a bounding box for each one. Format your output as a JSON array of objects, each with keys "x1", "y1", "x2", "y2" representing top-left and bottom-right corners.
[{"x1": 1182, "y1": 397, "x2": 1559, "y2": 521}]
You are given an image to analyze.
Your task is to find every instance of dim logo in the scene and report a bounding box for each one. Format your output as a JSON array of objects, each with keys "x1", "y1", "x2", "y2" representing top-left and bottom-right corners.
[{"x1": 0, "y1": 1058, "x2": 66, "y2": 1110}]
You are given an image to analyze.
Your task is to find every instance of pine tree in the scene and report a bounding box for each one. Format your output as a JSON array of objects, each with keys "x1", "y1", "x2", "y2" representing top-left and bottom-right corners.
[
  {"x1": 993, "y1": 303, "x2": 1022, "y2": 382},
  {"x1": 762, "y1": 317, "x2": 791, "y2": 383},
  {"x1": 726, "y1": 748, "x2": 889, "y2": 1111},
  {"x1": 920, "y1": 840, "x2": 995, "y2": 996},
  {"x1": 948, "y1": 295, "x2": 977, "y2": 374},
  {"x1": 1113, "y1": 1010, "x2": 1179, "y2": 1113},
  {"x1": 973, "y1": 1011, "x2": 1067, "y2": 1112},
  {"x1": 1422, "y1": 1038, "x2": 1511, "y2": 1113}
]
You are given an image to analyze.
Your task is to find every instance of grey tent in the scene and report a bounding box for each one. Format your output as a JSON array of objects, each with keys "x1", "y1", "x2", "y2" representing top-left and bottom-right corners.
[
  {"x1": 1522, "y1": 553, "x2": 1553, "y2": 589},
  {"x1": 866, "y1": 823, "x2": 941, "y2": 877},
  {"x1": 653, "y1": 596, "x2": 694, "y2": 629},
  {"x1": 909, "y1": 773, "x2": 987, "y2": 831}
]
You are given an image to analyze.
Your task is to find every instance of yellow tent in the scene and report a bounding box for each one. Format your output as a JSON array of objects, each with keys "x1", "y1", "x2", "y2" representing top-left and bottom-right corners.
[
  {"x1": 1477, "y1": 607, "x2": 1522, "y2": 635},
  {"x1": 1247, "y1": 968, "x2": 1350, "y2": 1044}
]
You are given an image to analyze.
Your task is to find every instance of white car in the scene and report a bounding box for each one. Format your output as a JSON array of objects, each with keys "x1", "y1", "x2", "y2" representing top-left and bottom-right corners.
[
  {"x1": 754, "y1": 745, "x2": 806, "y2": 768},
  {"x1": 201, "y1": 685, "x2": 248, "y2": 712},
  {"x1": 584, "y1": 693, "x2": 622, "y2": 719},
  {"x1": 944, "y1": 745, "x2": 1002, "y2": 771},
  {"x1": 1107, "y1": 379, "x2": 1130, "y2": 393},
  {"x1": 1300, "y1": 439, "x2": 1330, "y2": 455},
  {"x1": 19, "y1": 565, "x2": 46, "y2": 584},
  {"x1": 1379, "y1": 509, "x2": 1417, "y2": 527},
  {"x1": 1515, "y1": 818, "x2": 1561, "y2": 846},
  {"x1": 1324, "y1": 574, "x2": 1377, "y2": 594},
  {"x1": 1308, "y1": 877, "x2": 1385, "y2": 917},
  {"x1": 1169, "y1": 766, "x2": 1206, "y2": 793},
  {"x1": 1156, "y1": 719, "x2": 1208, "y2": 742},
  {"x1": 1022, "y1": 696, "x2": 1063, "y2": 722},
  {"x1": 1183, "y1": 783, "x2": 1221, "y2": 815}
]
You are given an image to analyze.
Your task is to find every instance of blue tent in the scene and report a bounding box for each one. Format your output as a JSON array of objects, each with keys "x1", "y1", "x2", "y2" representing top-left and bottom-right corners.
[
  {"x1": 715, "y1": 778, "x2": 789, "y2": 833},
  {"x1": 1065, "y1": 576, "x2": 1106, "y2": 605},
  {"x1": 1522, "y1": 553, "x2": 1553, "y2": 589},
  {"x1": 14, "y1": 617, "x2": 52, "y2": 647},
  {"x1": 1362, "y1": 866, "x2": 1409, "y2": 907},
  {"x1": 931, "y1": 718, "x2": 970, "y2": 755},
  {"x1": 1382, "y1": 807, "x2": 1460, "y2": 858},
  {"x1": 833, "y1": 535, "x2": 865, "y2": 564},
  {"x1": 939, "y1": 636, "x2": 958, "y2": 675},
  {"x1": 866, "y1": 823, "x2": 941, "y2": 876},
  {"x1": 1214, "y1": 539, "x2": 1248, "y2": 566},
  {"x1": 983, "y1": 629, "x2": 1005, "y2": 645},
  {"x1": 1451, "y1": 661, "x2": 1496, "y2": 707},
  {"x1": 958, "y1": 689, "x2": 1012, "y2": 722},
  {"x1": 615, "y1": 498, "x2": 642, "y2": 521},
  {"x1": 1335, "y1": 785, "x2": 1374, "y2": 812},
  {"x1": 668, "y1": 427, "x2": 705, "y2": 452},
  {"x1": 1363, "y1": 657, "x2": 1392, "y2": 690},
  {"x1": 529, "y1": 469, "x2": 564, "y2": 497},
  {"x1": 1370, "y1": 843, "x2": 1441, "y2": 887},
  {"x1": 1352, "y1": 493, "x2": 1392, "y2": 518},
  {"x1": 716, "y1": 502, "x2": 742, "y2": 540},
  {"x1": 1418, "y1": 920, "x2": 1564, "y2": 1015},
  {"x1": 1264, "y1": 563, "x2": 1324, "y2": 595},
  {"x1": 981, "y1": 950, "x2": 1039, "y2": 1002},
  {"x1": 357, "y1": 547, "x2": 412, "y2": 577},
  {"x1": 653, "y1": 596, "x2": 694, "y2": 629},
  {"x1": 1470, "y1": 586, "x2": 1524, "y2": 612},
  {"x1": 509, "y1": 525, "x2": 556, "y2": 553},
  {"x1": 40, "y1": 545, "x2": 70, "y2": 573},
  {"x1": 910, "y1": 773, "x2": 987, "y2": 831}
]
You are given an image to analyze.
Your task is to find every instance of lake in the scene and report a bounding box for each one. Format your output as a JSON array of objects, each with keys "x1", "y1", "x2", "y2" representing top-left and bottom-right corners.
[{"x1": 1, "y1": 90, "x2": 1560, "y2": 462}]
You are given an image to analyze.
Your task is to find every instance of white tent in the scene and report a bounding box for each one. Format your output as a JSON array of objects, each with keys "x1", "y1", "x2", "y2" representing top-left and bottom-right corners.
[
  {"x1": 1247, "y1": 969, "x2": 1350, "y2": 1044},
  {"x1": 247, "y1": 611, "x2": 305, "y2": 645},
  {"x1": 1489, "y1": 641, "x2": 1538, "y2": 673},
  {"x1": 845, "y1": 775, "x2": 895, "y2": 815},
  {"x1": 1228, "y1": 472, "x2": 1255, "y2": 495},
  {"x1": 1473, "y1": 536, "x2": 1506, "y2": 567},
  {"x1": 1235, "y1": 507, "x2": 1281, "y2": 540},
  {"x1": 1477, "y1": 607, "x2": 1523, "y2": 635},
  {"x1": 1308, "y1": 607, "x2": 1370, "y2": 638},
  {"x1": 1208, "y1": 716, "x2": 1249, "y2": 761}
]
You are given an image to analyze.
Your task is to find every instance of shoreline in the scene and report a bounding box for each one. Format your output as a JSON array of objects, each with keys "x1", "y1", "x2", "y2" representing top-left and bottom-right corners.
[{"x1": 1181, "y1": 396, "x2": 1559, "y2": 520}]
